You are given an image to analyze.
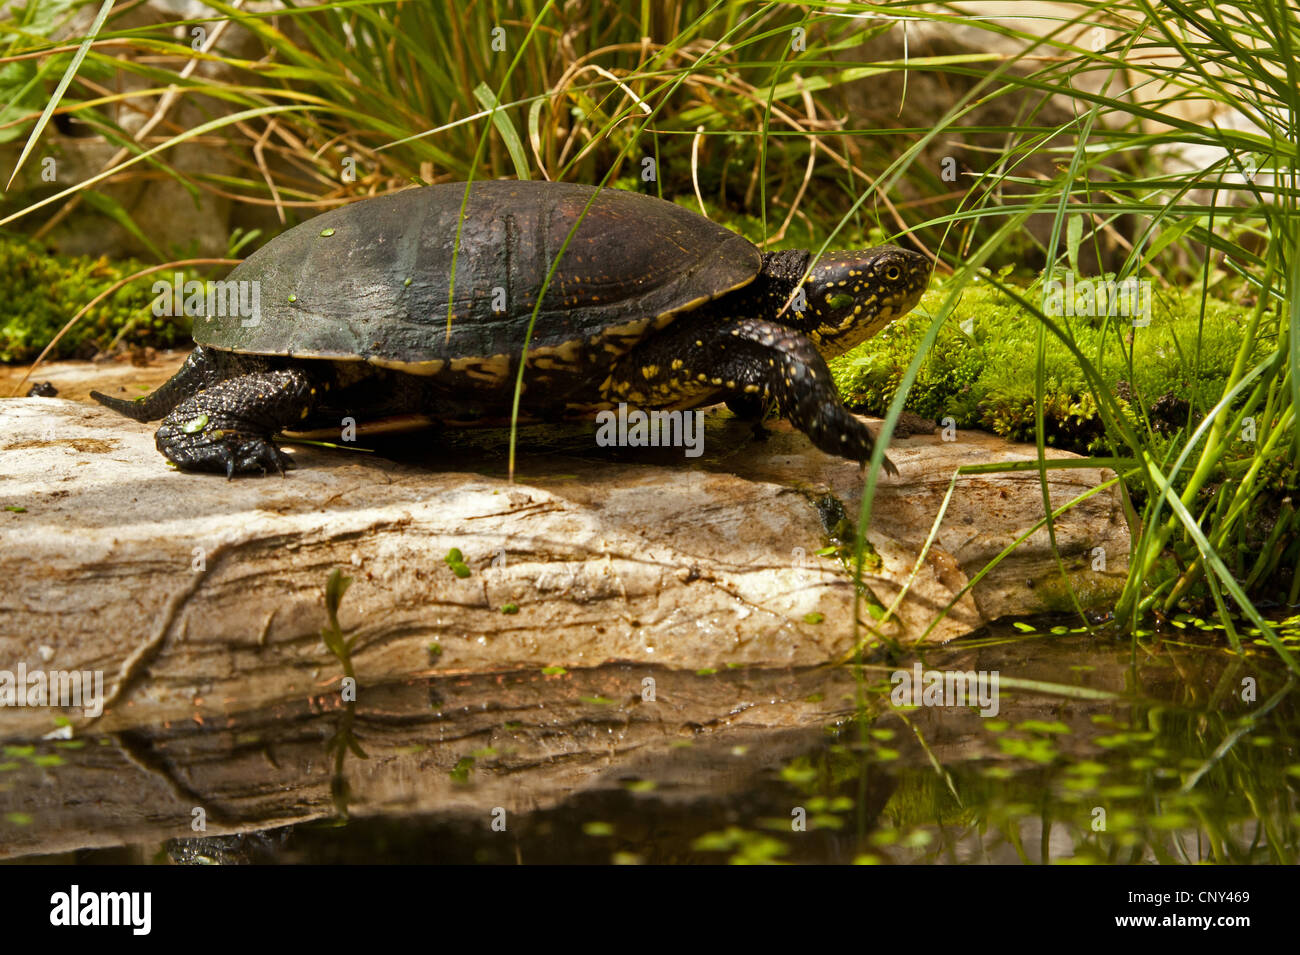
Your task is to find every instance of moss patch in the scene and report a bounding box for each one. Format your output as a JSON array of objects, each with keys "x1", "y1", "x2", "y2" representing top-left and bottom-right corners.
[
  {"x1": 830, "y1": 274, "x2": 1268, "y2": 457},
  {"x1": 0, "y1": 233, "x2": 194, "y2": 362}
]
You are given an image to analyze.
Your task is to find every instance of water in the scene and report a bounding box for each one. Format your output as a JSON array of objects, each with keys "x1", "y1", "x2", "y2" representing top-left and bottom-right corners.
[{"x1": 2, "y1": 617, "x2": 1297, "y2": 864}]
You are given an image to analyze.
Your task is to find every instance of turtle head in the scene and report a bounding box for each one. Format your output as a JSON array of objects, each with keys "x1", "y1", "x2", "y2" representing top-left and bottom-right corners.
[{"x1": 760, "y1": 246, "x2": 931, "y2": 358}]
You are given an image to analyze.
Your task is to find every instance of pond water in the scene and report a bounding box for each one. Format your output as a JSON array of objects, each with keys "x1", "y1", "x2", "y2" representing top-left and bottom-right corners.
[{"x1": 4, "y1": 616, "x2": 1297, "y2": 865}]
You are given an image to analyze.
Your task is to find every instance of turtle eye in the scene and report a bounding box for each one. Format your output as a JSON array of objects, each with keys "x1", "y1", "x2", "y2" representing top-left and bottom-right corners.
[
  {"x1": 826, "y1": 292, "x2": 855, "y2": 310},
  {"x1": 884, "y1": 265, "x2": 902, "y2": 281}
]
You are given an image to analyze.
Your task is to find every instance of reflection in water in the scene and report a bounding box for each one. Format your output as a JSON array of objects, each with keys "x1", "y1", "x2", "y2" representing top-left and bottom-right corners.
[{"x1": 2, "y1": 620, "x2": 1297, "y2": 864}]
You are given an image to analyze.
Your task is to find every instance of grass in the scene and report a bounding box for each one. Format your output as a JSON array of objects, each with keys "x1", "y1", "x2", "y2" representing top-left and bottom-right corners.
[
  {"x1": 0, "y1": 0, "x2": 1295, "y2": 667},
  {"x1": 825, "y1": 0, "x2": 1299, "y2": 667}
]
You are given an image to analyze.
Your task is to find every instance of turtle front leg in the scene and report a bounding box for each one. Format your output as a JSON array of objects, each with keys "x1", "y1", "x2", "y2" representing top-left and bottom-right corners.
[
  {"x1": 610, "y1": 317, "x2": 897, "y2": 474},
  {"x1": 724, "y1": 390, "x2": 771, "y2": 421},
  {"x1": 155, "y1": 368, "x2": 321, "y2": 477},
  {"x1": 723, "y1": 391, "x2": 774, "y2": 444}
]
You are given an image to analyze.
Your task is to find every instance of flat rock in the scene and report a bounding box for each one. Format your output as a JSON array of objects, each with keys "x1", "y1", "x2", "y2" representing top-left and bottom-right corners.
[{"x1": 0, "y1": 357, "x2": 1128, "y2": 735}]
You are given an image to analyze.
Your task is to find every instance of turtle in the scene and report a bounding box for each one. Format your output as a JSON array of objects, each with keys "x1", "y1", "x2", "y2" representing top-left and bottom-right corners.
[{"x1": 92, "y1": 181, "x2": 930, "y2": 476}]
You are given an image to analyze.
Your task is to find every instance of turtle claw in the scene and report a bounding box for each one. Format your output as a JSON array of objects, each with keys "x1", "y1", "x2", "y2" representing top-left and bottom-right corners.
[
  {"x1": 151, "y1": 368, "x2": 314, "y2": 476},
  {"x1": 221, "y1": 433, "x2": 295, "y2": 477},
  {"x1": 158, "y1": 420, "x2": 294, "y2": 477}
]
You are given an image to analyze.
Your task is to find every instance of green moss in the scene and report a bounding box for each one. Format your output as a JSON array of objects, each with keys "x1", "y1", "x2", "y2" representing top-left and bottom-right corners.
[
  {"x1": 830, "y1": 275, "x2": 1267, "y2": 457},
  {"x1": 0, "y1": 233, "x2": 194, "y2": 362}
]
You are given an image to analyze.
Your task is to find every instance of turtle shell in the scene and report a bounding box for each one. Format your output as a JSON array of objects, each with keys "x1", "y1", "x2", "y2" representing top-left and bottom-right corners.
[{"x1": 198, "y1": 181, "x2": 761, "y2": 378}]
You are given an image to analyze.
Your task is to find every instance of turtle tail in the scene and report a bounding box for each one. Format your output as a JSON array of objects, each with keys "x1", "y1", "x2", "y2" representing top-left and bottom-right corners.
[{"x1": 91, "y1": 346, "x2": 222, "y2": 422}]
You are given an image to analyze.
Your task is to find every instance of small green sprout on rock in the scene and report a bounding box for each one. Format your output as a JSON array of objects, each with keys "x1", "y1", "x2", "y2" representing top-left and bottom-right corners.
[{"x1": 444, "y1": 547, "x2": 471, "y2": 578}]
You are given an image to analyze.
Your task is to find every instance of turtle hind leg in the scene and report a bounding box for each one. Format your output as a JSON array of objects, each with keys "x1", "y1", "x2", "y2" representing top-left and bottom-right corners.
[
  {"x1": 156, "y1": 367, "x2": 322, "y2": 477},
  {"x1": 91, "y1": 345, "x2": 226, "y2": 422}
]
